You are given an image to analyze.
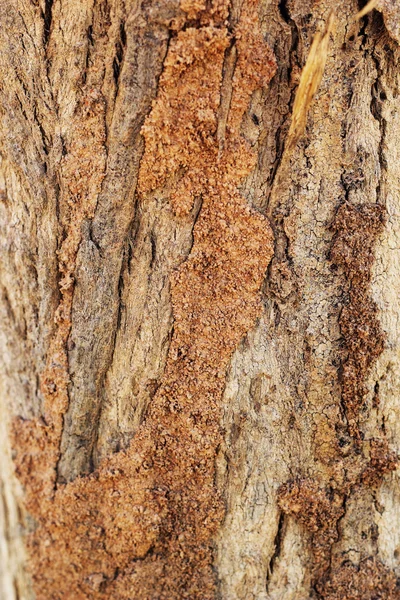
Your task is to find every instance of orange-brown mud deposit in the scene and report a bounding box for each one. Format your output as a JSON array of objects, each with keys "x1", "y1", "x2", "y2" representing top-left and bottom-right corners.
[
  {"x1": 278, "y1": 203, "x2": 399, "y2": 598},
  {"x1": 12, "y1": 1, "x2": 276, "y2": 598}
]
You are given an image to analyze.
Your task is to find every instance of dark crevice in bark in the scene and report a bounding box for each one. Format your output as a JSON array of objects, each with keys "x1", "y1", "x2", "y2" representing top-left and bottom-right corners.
[
  {"x1": 126, "y1": 207, "x2": 141, "y2": 275},
  {"x1": 265, "y1": 15, "x2": 300, "y2": 204},
  {"x1": 1, "y1": 285, "x2": 17, "y2": 330},
  {"x1": 15, "y1": 94, "x2": 29, "y2": 124},
  {"x1": 262, "y1": 8, "x2": 301, "y2": 310},
  {"x1": 14, "y1": 72, "x2": 31, "y2": 104},
  {"x1": 88, "y1": 220, "x2": 103, "y2": 257},
  {"x1": 357, "y1": 16, "x2": 369, "y2": 52},
  {"x1": 340, "y1": 169, "x2": 351, "y2": 204},
  {"x1": 87, "y1": 24, "x2": 94, "y2": 46},
  {"x1": 114, "y1": 259, "x2": 126, "y2": 360},
  {"x1": 113, "y1": 22, "x2": 126, "y2": 87},
  {"x1": 370, "y1": 32, "x2": 388, "y2": 206},
  {"x1": 82, "y1": 20, "x2": 95, "y2": 86},
  {"x1": 216, "y1": 37, "x2": 237, "y2": 153},
  {"x1": 43, "y1": 0, "x2": 54, "y2": 47},
  {"x1": 185, "y1": 194, "x2": 204, "y2": 258},
  {"x1": 266, "y1": 512, "x2": 285, "y2": 591},
  {"x1": 33, "y1": 106, "x2": 50, "y2": 156},
  {"x1": 278, "y1": 0, "x2": 290, "y2": 25},
  {"x1": 112, "y1": 57, "x2": 120, "y2": 85},
  {"x1": 149, "y1": 231, "x2": 157, "y2": 270},
  {"x1": 17, "y1": 10, "x2": 36, "y2": 49}
]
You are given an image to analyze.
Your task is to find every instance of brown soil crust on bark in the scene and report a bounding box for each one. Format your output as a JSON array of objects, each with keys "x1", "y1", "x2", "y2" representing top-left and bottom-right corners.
[
  {"x1": 12, "y1": 1, "x2": 276, "y2": 598},
  {"x1": 278, "y1": 202, "x2": 399, "y2": 597},
  {"x1": 331, "y1": 203, "x2": 386, "y2": 439}
]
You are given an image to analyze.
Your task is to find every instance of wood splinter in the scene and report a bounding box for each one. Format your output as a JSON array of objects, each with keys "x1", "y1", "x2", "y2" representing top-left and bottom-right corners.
[{"x1": 286, "y1": 11, "x2": 335, "y2": 152}]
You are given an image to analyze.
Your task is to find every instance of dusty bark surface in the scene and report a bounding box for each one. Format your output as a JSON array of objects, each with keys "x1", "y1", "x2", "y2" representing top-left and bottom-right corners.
[{"x1": 1, "y1": 0, "x2": 400, "y2": 599}]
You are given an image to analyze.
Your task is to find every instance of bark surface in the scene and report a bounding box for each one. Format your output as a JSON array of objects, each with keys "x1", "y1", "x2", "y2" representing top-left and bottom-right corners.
[{"x1": 0, "y1": 0, "x2": 400, "y2": 599}]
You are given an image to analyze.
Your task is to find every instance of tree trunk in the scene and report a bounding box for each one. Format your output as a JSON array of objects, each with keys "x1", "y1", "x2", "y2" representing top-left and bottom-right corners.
[{"x1": 1, "y1": 0, "x2": 400, "y2": 598}]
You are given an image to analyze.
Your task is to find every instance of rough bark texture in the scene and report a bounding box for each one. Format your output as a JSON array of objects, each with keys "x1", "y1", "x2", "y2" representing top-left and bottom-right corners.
[{"x1": 1, "y1": 0, "x2": 400, "y2": 599}]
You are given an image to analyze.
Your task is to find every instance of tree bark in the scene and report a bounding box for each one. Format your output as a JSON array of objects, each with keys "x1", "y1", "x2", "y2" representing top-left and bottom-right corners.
[{"x1": 1, "y1": 0, "x2": 400, "y2": 598}]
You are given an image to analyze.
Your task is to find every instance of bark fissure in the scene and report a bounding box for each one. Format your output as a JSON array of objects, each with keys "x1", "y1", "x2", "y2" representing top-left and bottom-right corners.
[
  {"x1": 43, "y1": 0, "x2": 54, "y2": 47},
  {"x1": 370, "y1": 39, "x2": 388, "y2": 206},
  {"x1": 266, "y1": 512, "x2": 285, "y2": 590},
  {"x1": 278, "y1": 0, "x2": 291, "y2": 25},
  {"x1": 216, "y1": 38, "x2": 237, "y2": 153},
  {"x1": 264, "y1": 11, "x2": 300, "y2": 206}
]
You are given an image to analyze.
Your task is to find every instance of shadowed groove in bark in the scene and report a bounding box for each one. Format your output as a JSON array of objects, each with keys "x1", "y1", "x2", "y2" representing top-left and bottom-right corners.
[
  {"x1": 266, "y1": 512, "x2": 285, "y2": 591},
  {"x1": 43, "y1": 0, "x2": 53, "y2": 46}
]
